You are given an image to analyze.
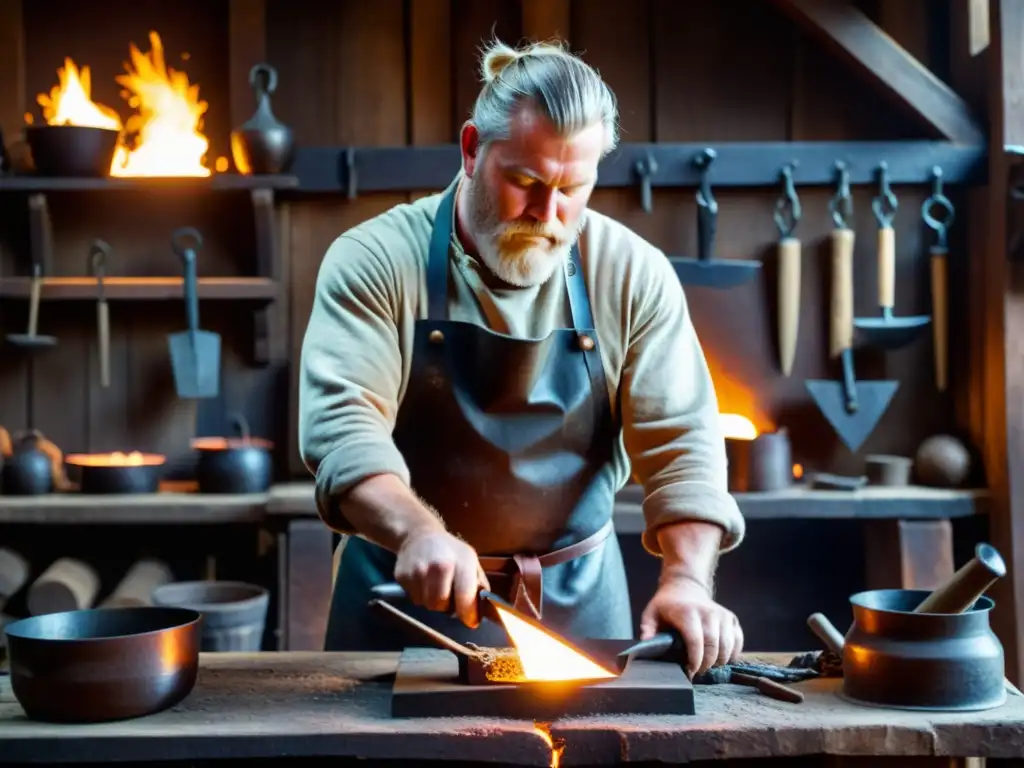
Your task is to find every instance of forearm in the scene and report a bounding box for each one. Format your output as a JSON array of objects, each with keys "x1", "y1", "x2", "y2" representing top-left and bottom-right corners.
[
  {"x1": 333, "y1": 473, "x2": 446, "y2": 553},
  {"x1": 655, "y1": 520, "x2": 723, "y2": 595}
]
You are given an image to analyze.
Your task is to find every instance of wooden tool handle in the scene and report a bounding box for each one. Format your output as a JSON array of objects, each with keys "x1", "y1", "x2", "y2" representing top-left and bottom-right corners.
[
  {"x1": 878, "y1": 226, "x2": 895, "y2": 310},
  {"x1": 101, "y1": 559, "x2": 173, "y2": 608},
  {"x1": 914, "y1": 543, "x2": 1006, "y2": 614},
  {"x1": 0, "y1": 547, "x2": 29, "y2": 607},
  {"x1": 777, "y1": 237, "x2": 801, "y2": 376},
  {"x1": 807, "y1": 612, "x2": 846, "y2": 654},
  {"x1": 28, "y1": 274, "x2": 42, "y2": 336},
  {"x1": 830, "y1": 228, "x2": 855, "y2": 358},
  {"x1": 931, "y1": 247, "x2": 948, "y2": 391},
  {"x1": 97, "y1": 301, "x2": 110, "y2": 389},
  {"x1": 27, "y1": 557, "x2": 100, "y2": 615}
]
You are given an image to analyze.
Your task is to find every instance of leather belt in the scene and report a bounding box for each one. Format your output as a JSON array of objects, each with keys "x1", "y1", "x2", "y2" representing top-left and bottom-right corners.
[{"x1": 477, "y1": 519, "x2": 615, "y2": 620}]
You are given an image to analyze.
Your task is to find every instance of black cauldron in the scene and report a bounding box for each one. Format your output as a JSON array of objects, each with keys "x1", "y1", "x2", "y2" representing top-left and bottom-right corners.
[
  {"x1": 64, "y1": 451, "x2": 166, "y2": 494},
  {"x1": 192, "y1": 413, "x2": 273, "y2": 494}
]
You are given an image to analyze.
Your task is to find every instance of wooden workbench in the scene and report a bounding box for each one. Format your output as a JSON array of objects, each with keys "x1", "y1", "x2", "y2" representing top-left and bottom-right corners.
[{"x1": 3, "y1": 652, "x2": 1024, "y2": 766}]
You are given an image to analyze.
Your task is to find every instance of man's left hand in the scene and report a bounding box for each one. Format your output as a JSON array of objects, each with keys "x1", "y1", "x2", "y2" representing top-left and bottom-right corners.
[{"x1": 639, "y1": 574, "x2": 744, "y2": 679}]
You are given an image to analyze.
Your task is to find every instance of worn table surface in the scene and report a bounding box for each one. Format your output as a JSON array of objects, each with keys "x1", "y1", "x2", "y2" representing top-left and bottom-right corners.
[{"x1": 2, "y1": 652, "x2": 1024, "y2": 765}]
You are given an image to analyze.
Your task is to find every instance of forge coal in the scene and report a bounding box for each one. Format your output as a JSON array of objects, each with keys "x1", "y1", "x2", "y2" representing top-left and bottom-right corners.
[{"x1": 391, "y1": 647, "x2": 695, "y2": 719}]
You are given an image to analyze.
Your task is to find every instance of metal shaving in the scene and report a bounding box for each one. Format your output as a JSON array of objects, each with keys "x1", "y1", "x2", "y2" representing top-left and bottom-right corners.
[{"x1": 466, "y1": 643, "x2": 526, "y2": 683}]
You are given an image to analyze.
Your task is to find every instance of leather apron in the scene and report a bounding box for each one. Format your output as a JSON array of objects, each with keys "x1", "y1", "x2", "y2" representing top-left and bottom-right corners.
[{"x1": 324, "y1": 183, "x2": 631, "y2": 651}]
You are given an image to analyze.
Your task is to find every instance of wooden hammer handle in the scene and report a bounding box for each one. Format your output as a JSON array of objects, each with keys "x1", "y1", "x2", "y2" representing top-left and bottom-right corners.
[
  {"x1": 830, "y1": 228, "x2": 854, "y2": 358},
  {"x1": 914, "y1": 543, "x2": 1006, "y2": 614},
  {"x1": 877, "y1": 225, "x2": 896, "y2": 309}
]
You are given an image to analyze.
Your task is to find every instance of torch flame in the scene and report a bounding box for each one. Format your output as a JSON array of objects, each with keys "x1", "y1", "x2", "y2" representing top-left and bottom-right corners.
[
  {"x1": 492, "y1": 604, "x2": 616, "y2": 682},
  {"x1": 32, "y1": 31, "x2": 211, "y2": 177}
]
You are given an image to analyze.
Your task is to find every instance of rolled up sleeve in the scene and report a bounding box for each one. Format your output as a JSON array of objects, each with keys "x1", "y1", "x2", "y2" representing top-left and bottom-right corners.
[
  {"x1": 620, "y1": 250, "x2": 745, "y2": 555},
  {"x1": 298, "y1": 234, "x2": 409, "y2": 532}
]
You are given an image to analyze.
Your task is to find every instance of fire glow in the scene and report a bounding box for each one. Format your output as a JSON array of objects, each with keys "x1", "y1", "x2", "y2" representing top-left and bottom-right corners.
[
  {"x1": 65, "y1": 451, "x2": 165, "y2": 467},
  {"x1": 492, "y1": 604, "x2": 616, "y2": 683},
  {"x1": 32, "y1": 31, "x2": 212, "y2": 177}
]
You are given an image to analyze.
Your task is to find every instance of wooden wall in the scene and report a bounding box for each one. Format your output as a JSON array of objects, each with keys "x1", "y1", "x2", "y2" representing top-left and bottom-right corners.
[{"x1": 0, "y1": 0, "x2": 976, "y2": 487}]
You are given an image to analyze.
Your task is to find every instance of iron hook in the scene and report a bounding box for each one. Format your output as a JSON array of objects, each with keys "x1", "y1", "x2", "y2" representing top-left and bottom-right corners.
[
  {"x1": 922, "y1": 165, "x2": 955, "y2": 250},
  {"x1": 828, "y1": 161, "x2": 852, "y2": 229},
  {"x1": 634, "y1": 153, "x2": 658, "y2": 214},
  {"x1": 694, "y1": 148, "x2": 718, "y2": 263},
  {"x1": 88, "y1": 239, "x2": 112, "y2": 279},
  {"x1": 773, "y1": 161, "x2": 801, "y2": 238},
  {"x1": 871, "y1": 161, "x2": 898, "y2": 227},
  {"x1": 694, "y1": 148, "x2": 718, "y2": 214}
]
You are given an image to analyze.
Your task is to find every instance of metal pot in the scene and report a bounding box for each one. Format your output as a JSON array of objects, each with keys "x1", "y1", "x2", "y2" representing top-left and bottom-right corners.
[
  {"x1": 841, "y1": 588, "x2": 1006, "y2": 712},
  {"x1": 25, "y1": 125, "x2": 120, "y2": 177},
  {"x1": 230, "y1": 64, "x2": 294, "y2": 175},
  {"x1": 3, "y1": 606, "x2": 202, "y2": 723},
  {"x1": 192, "y1": 413, "x2": 273, "y2": 494},
  {"x1": 2, "y1": 430, "x2": 54, "y2": 495},
  {"x1": 64, "y1": 451, "x2": 166, "y2": 494}
]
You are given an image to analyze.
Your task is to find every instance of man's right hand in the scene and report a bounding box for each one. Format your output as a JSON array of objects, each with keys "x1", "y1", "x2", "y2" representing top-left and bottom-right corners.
[{"x1": 393, "y1": 528, "x2": 491, "y2": 628}]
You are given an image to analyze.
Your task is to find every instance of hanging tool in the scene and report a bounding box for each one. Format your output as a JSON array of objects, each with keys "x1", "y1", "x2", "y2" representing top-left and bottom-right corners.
[
  {"x1": 89, "y1": 239, "x2": 112, "y2": 389},
  {"x1": 5, "y1": 261, "x2": 57, "y2": 442},
  {"x1": 922, "y1": 166, "x2": 955, "y2": 392},
  {"x1": 775, "y1": 162, "x2": 802, "y2": 376},
  {"x1": 167, "y1": 226, "x2": 221, "y2": 399},
  {"x1": 6, "y1": 262, "x2": 57, "y2": 351},
  {"x1": 634, "y1": 153, "x2": 658, "y2": 214},
  {"x1": 853, "y1": 162, "x2": 931, "y2": 349},
  {"x1": 805, "y1": 162, "x2": 898, "y2": 454},
  {"x1": 670, "y1": 149, "x2": 762, "y2": 288}
]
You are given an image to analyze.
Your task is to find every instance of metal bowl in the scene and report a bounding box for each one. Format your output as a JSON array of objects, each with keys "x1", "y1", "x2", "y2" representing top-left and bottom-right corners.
[
  {"x1": 3, "y1": 606, "x2": 202, "y2": 722},
  {"x1": 25, "y1": 125, "x2": 120, "y2": 177}
]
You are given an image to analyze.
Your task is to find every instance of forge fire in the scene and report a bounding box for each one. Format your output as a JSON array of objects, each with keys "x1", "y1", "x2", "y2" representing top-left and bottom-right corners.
[{"x1": 28, "y1": 30, "x2": 218, "y2": 177}]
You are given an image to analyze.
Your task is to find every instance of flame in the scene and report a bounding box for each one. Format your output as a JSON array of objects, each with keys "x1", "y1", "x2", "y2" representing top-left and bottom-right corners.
[
  {"x1": 65, "y1": 451, "x2": 166, "y2": 467},
  {"x1": 720, "y1": 413, "x2": 758, "y2": 441},
  {"x1": 112, "y1": 31, "x2": 210, "y2": 177},
  {"x1": 37, "y1": 58, "x2": 122, "y2": 130},
  {"x1": 533, "y1": 723, "x2": 564, "y2": 768},
  {"x1": 33, "y1": 31, "x2": 211, "y2": 177},
  {"x1": 793, "y1": 463, "x2": 804, "y2": 480},
  {"x1": 492, "y1": 604, "x2": 616, "y2": 682}
]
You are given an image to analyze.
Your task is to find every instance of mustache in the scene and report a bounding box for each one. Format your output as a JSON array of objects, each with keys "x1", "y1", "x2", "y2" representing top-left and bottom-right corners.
[{"x1": 498, "y1": 220, "x2": 567, "y2": 244}]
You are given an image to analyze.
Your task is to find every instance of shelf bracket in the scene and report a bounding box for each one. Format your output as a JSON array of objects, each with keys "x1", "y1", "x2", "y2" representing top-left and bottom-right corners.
[
  {"x1": 251, "y1": 187, "x2": 286, "y2": 366},
  {"x1": 27, "y1": 193, "x2": 53, "y2": 275}
]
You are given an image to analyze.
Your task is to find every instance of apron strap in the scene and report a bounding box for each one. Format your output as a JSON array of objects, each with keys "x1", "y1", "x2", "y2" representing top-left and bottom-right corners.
[
  {"x1": 478, "y1": 519, "x2": 615, "y2": 620},
  {"x1": 425, "y1": 182, "x2": 596, "y2": 332},
  {"x1": 426, "y1": 184, "x2": 456, "y2": 322}
]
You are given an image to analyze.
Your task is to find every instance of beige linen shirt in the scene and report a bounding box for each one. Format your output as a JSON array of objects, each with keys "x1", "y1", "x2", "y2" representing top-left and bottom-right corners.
[{"x1": 298, "y1": 180, "x2": 745, "y2": 555}]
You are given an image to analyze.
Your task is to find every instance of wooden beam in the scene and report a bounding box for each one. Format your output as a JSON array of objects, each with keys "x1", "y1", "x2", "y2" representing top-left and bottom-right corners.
[
  {"x1": 521, "y1": 0, "x2": 571, "y2": 43},
  {"x1": 228, "y1": 0, "x2": 267, "y2": 130},
  {"x1": 977, "y1": 0, "x2": 1024, "y2": 687},
  {"x1": 0, "y1": 0, "x2": 25, "y2": 150},
  {"x1": 771, "y1": 0, "x2": 985, "y2": 144}
]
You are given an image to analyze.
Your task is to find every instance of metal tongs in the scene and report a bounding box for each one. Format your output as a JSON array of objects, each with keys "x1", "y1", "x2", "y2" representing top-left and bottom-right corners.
[{"x1": 369, "y1": 583, "x2": 616, "y2": 686}]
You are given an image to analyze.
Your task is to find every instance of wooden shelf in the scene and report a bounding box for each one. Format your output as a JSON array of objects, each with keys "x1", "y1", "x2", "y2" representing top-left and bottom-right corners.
[
  {"x1": 0, "y1": 482, "x2": 988, "y2": 526},
  {"x1": 0, "y1": 481, "x2": 269, "y2": 525},
  {"x1": 0, "y1": 276, "x2": 278, "y2": 302},
  {"x1": 0, "y1": 173, "x2": 298, "y2": 192}
]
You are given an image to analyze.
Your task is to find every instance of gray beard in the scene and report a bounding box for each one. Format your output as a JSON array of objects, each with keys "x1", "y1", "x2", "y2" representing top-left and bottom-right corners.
[{"x1": 463, "y1": 177, "x2": 583, "y2": 288}]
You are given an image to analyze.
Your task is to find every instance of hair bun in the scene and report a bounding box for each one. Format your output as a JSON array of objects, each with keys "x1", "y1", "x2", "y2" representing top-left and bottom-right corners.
[{"x1": 481, "y1": 42, "x2": 520, "y2": 83}]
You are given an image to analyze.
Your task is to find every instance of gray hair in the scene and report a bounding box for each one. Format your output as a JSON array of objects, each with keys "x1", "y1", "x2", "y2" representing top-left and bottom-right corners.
[{"x1": 468, "y1": 37, "x2": 619, "y2": 157}]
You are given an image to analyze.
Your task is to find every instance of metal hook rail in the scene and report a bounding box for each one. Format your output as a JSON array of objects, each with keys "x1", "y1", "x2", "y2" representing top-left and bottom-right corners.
[{"x1": 281, "y1": 140, "x2": 986, "y2": 197}]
